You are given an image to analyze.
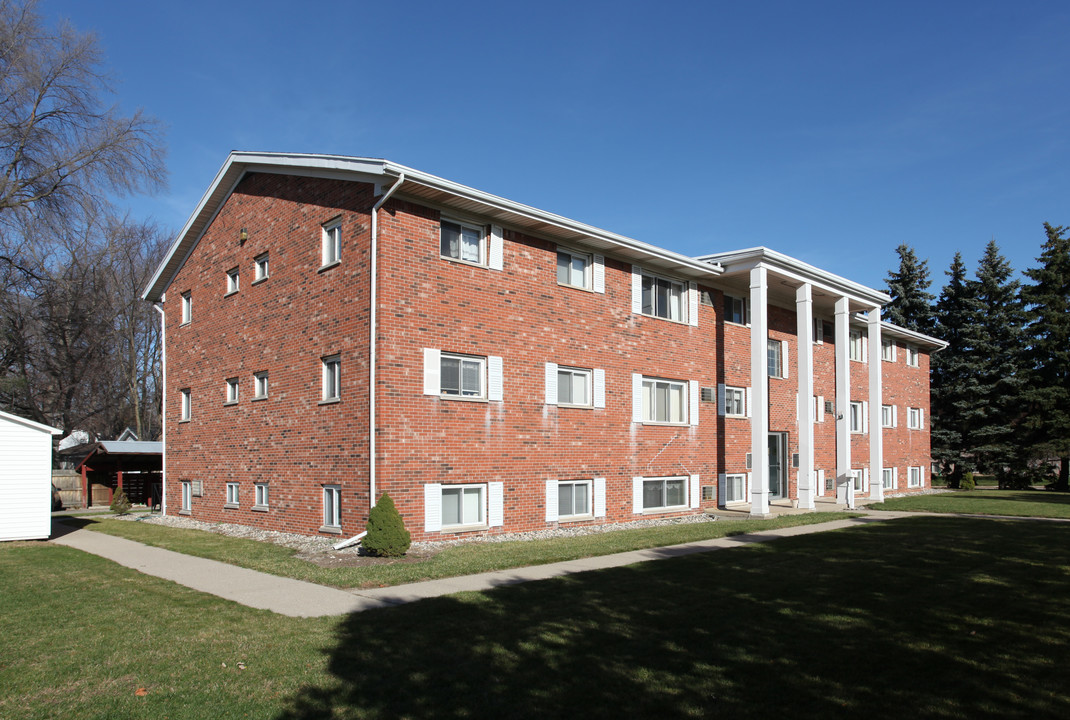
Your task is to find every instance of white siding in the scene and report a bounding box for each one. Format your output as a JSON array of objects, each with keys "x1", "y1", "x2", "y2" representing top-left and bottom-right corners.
[{"x1": 0, "y1": 412, "x2": 61, "y2": 542}]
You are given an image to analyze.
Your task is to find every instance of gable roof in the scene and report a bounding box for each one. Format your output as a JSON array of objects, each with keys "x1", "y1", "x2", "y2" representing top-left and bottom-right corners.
[{"x1": 0, "y1": 410, "x2": 62, "y2": 436}]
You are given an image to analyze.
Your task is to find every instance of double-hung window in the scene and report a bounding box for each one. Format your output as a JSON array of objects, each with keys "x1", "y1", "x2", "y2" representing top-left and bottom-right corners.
[
  {"x1": 181, "y1": 291, "x2": 192, "y2": 324},
  {"x1": 556, "y1": 367, "x2": 591, "y2": 407},
  {"x1": 322, "y1": 219, "x2": 341, "y2": 266},
  {"x1": 725, "y1": 295, "x2": 748, "y2": 325},
  {"x1": 641, "y1": 476, "x2": 688, "y2": 511},
  {"x1": 908, "y1": 466, "x2": 923, "y2": 488},
  {"x1": 442, "y1": 485, "x2": 485, "y2": 528},
  {"x1": 441, "y1": 219, "x2": 484, "y2": 265},
  {"x1": 882, "y1": 404, "x2": 896, "y2": 428},
  {"x1": 767, "y1": 339, "x2": 783, "y2": 378},
  {"x1": 850, "y1": 401, "x2": 865, "y2": 433},
  {"x1": 906, "y1": 345, "x2": 920, "y2": 367},
  {"x1": 725, "y1": 386, "x2": 746, "y2": 417},
  {"x1": 557, "y1": 249, "x2": 590, "y2": 289},
  {"x1": 557, "y1": 480, "x2": 592, "y2": 519},
  {"x1": 322, "y1": 485, "x2": 341, "y2": 528},
  {"x1": 907, "y1": 407, "x2": 923, "y2": 430},
  {"x1": 813, "y1": 318, "x2": 824, "y2": 344},
  {"x1": 181, "y1": 481, "x2": 192, "y2": 512},
  {"x1": 642, "y1": 378, "x2": 687, "y2": 424},
  {"x1": 225, "y1": 482, "x2": 239, "y2": 507},
  {"x1": 882, "y1": 339, "x2": 896, "y2": 362},
  {"x1": 225, "y1": 267, "x2": 239, "y2": 295},
  {"x1": 253, "y1": 371, "x2": 268, "y2": 399},
  {"x1": 254, "y1": 483, "x2": 269, "y2": 509},
  {"x1": 254, "y1": 253, "x2": 269, "y2": 282},
  {"x1": 849, "y1": 330, "x2": 866, "y2": 362},
  {"x1": 441, "y1": 353, "x2": 485, "y2": 399},
  {"x1": 225, "y1": 377, "x2": 239, "y2": 404},
  {"x1": 641, "y1": 271, "x2": 686, "y2": 321},
  {"x1": 723, "y1": 474, "x2": 746, "y2": 504},
  {"x1": 322, "y1": 355, "x2": 341, "y2": 402},
  {"x1": 882, "y1": 468, "x2": 896, "y2": 490},
  {"x1": 180, "y1": 388, "x2": 191, "y2": 421}
]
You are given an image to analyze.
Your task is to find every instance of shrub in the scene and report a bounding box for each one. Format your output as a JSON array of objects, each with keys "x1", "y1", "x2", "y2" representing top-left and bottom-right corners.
[
  {"x1": 960, "y1": 472, "x2": 976, "y2": 491},
  {"x1": 110, "y1": 488, "x2": 132, "y2": 516},
  {"x1": 363, "y1": 493, "x2": 411, "y2": 557}
]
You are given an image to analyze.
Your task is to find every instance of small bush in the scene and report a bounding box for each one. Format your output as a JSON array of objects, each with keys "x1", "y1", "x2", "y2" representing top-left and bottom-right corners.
[
  {"x1": 110, "y1": 488, "x2": 132, "y2": 516},
  {"x1": 960, "y1": 473, "x2": 976, "y2": 492},
  {"x1": 363, "y1": 493, "x2": 411, "y2": 557}
]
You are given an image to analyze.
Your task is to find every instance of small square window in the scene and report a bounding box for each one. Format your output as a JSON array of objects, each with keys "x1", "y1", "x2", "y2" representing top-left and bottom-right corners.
[
  {"x1": 180, "y1": 388, "x2": 191, "y2": 421},
  {"x1": 882, "y1": 339, "x2": 896, "y2": 362},
  {"x1": 440, "y1": 219, "x2": 485, "y2": 265},
  {"x1": 254, "y1": 253, "x2": 269, "y2": 282},
  {"x1": 442, "y1": 484, "x2": 485, "y2": 528},
  {"x1": 725, "y1": 295, "x2": 748, "y2": 325},
  {"x1": 440, "y1": 353, "x2": 485, "y2": 399},
  {"x1": 725, "y1": 386, "x2": 746, "y2": 417},
  {"x1": 322, "y1": 219, "x2": 341, "y2": 266},
  {"x1": 254, "y1": 483, "x2": 269, "y2": 509},
  {"x1": 558, "y1": 480, "x2": 592, "y2": 519},
  {"x1": 225, "y1": 377, "x2": 239, "y2": 404},
  {"x1": 225, "y1": 482, "x2": 239, "y2": 506},
  {"x1": 181, "y1": 291, "x2": 192, "y2": 324},
  {"x1": 323, "y1": 485, "x2": 341, "y2": 528},
  {"x1": 322, "y1": 355, "x2": 340, "y2": 402},
  {"x1": 724, "y1": 474, "x2": 747, "y2": 504},
  {"x1": 557, "y1": 367, "x2": 591, "y2": 407},
  {"x1": 906, "y1": 345, "x2": 920, "y2": 367},
  {"x1": 253, "y1": 371, "x2": 268, "y2": 399},
  {"x1": 226, "y1": 267, "x2": 239, "y2": 294},
  {"x1": 557, "y1": 249, "x2": 591, "y2": 289},
  {"x1": 641, "y1": 377, "x2": 688, "y2": 424}
]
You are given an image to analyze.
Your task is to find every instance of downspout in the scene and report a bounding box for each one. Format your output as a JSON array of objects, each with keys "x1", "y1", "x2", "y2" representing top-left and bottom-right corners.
[
  {"x1": 153, "y1": 301, "x2": 167, "y2": 515},
  {"x1": 334, "y1": 172, "x2": 405, "y2": 551}
]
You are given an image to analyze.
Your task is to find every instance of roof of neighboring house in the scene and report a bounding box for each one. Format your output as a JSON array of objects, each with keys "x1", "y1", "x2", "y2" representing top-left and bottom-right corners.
[
  {"x1": 0, "y1": 410, "x2": 62, "y2": 436},
  {"x1": 58, "y1": 440, "x2": 163, "y2": 471}
]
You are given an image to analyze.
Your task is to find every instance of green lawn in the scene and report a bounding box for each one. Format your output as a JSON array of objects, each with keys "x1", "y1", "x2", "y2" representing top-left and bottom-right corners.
[
  {"x1": 72, "y1": 512, "x2": 848, "y2": 588},
  {"x1": 3, "y1": 516, "x2": 1069, "y2": 719},
  {"x1": 870, "y1": 489, "x2": 1070, "y2": 518}
]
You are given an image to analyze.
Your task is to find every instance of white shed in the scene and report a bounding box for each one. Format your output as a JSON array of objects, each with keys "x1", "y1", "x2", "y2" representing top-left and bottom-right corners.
[{"x1": 0, "y1": 410, "x2": 62, "y2": 542}]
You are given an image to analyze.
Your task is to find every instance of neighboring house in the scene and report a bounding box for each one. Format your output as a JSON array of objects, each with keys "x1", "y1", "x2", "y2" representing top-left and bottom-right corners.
[
  {"x1": 142, "y1": 152, "x2": 946, "y2": 543},
  {"x1": 0, "y1": 410, "x2": 62, "y2": 542}
]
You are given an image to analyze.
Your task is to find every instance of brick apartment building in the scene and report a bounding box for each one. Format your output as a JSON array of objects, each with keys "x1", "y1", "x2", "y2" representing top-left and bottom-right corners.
[{"x1": 143, "y1": 152, "x2": 944, "y2": 543}]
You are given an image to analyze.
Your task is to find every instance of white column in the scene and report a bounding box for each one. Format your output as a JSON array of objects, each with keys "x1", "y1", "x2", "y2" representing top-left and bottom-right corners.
[
  {"x1": 867, "y1": 308, "x2": 884, "y2": 502},
  {"x1": 796, "y1": 284, "x2": 815, "y2": 509},
  {"x1": 750, "y1": 266, "x2": 771, "y2": 517},
  {"x1": 834, "y1": 297, "x2": 853, "y2": 508}
]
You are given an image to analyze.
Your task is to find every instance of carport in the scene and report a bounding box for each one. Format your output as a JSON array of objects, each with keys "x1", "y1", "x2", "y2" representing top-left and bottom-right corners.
[{"x1": 63, "y1": 441, "x2": 163, "y2": 509}]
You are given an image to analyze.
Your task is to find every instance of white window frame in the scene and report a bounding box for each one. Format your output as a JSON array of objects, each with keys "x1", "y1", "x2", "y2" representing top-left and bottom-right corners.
[
  {"x1": 180, "y1": 388, "x2": 191, "y2": 421},
  {"x1": 254, "y1": 483, "x2": 269, "y2": 509},
  {"x1": 440, "y1": 218, "x2": 486, "y2": 266},
  {"x1": 882, "y1": 339, "x2": 896, "y2": 362},
  {"x1": 642, "y1": 377, "x2": 688, "y2": 424},
  {"x1": 849, "y1": 330, "x2": 866, "y2": 362},
  {"x1": 556, "y1": 479, "x2": 593, "y2": 520},
  {"x1": 725, "y1": 386, "x2": 747, "y2": 417},
  {"x1": 441, "y1": 484, "x2": 486, "y2": 529},
  {"x1": 322, "y1": 355, "x2": 341, "y2": 402},
  {"x1": 906, "y1": 345, "x2": 920, "y2": 367},
  {"x1": 725, "y1": 295, "x2": 749, "y2": 325},
  {"x1": 852, "y1": 469, "x2": 865, "y2": 493},
  {"x1": 181, "y1": 291, "x2": 192, "y2": 324},
  {"x1": 881, "y1": 403, "x2": 896, "y2": 428},
  {"x1": 225, "y1": 267, "x2": 239, "y2": 295},
  {"x1": 767, "y1": 339, "x2": 786, "y2": 378},
  {"x1": 882, "y1": 467, "x2": 897, "y2": 491},
  {"x1": 225, "y1": 377, "x2": 239, "y2": 404},
  {"x1": 724, "y1": 473, "x2": 747, "y2": 504},
  {"x1": 253, "y1": 371, "x2": 268, "y2": 399},
  {"x1": 849, "y1": 400, "x2": 868, "y2": 434},
  {"x1": 638, "y1": 475, "x2": 690, "y2": 512},
  {"x1": 813, "y1": 318, "x2": 824, "y2": 344},
  {"x1": 440, "y1": 352, "x2": 486, "y2": 399},
  {"x1": 322, "y1": 219, "x2": 341, "y2": 266},
  {"x1": 640, "y1": 270, "x2": 687, "y2": 323},
  {"x1": 908, "y1": 466, "x2": 923, "y2": 488},
  {"x1": 322, "y1": 485, "x2": 341, "y2": 528},
  {"x1": 225, "y1": 482, "x2": 239, "y2": 507},
  {"x1": 907, "y1": 407, "x2": 923, "y2": 430},
  {"x1": 181, "y1": 481, "x2": 192, "y2": 511},
  {"x1": 254, "y1": 252, "x2": 269, "y2": 282},
  {"x1": 556, "y1": 366, "x2": 592, "y2": 407},
  {"x1": 556, "y1": 248, "x2": 591, "y2": 290}
]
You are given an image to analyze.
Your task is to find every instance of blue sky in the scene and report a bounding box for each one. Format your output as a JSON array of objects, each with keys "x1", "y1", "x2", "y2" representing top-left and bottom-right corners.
[{"x1": 46, "y1": 0, "x2": 1070, "y2": 293}]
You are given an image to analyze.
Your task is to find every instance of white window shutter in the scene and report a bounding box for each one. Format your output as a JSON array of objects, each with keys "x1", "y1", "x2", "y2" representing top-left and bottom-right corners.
[
  {"x1": 817, "y1": 469, "x2": 825, "y2": 496},
  {"x1": 489, "y1": 225, "x2": 504, "y2": 270},
  {"x1": 717, "y1": 383, "x2": 726, "y2": 416},
  {"x1": 424, "y1": 484, "x2": 442, "y2": 532},
  {"x1": 545, "y1": 481, "x2": 558, "y2": 522},
  {"x1": 863, "y1": 467, "x2": 870, "y2": 492},
  {"x1": 632, "y1": 373, "x2": 643, "y2": 422},
  {"x1": 594, "y1": 477, "x2": 606, "y2": 517},
  {"x1": 920, "y1": 466, "x2": 926, "y2": 486},
  {"x1": 631, "y1": 265, "x2": 642, "y2": 314},
  {"x1": 593, "y1": 368, "x2": 606, "y2": 408},
  {"x1": 688, "y1": 282, "x2": 699, "y2": 326},
  {"x1": 817, "y1": 395, "x2": 825, "y2": 423},
  {"x1": 593, "y1": 255, "x2": 605, "y2": 294},
  {"x1": 894, "y1": 405, "x2": 899, "y2": 427},
  {"x1": 423, "y1": 348, "x2": 441, "y2": 395},
  {"x1": 746, "y1": 472, "x2": 753, "y2": 498},
  {"x1": 689, "y1": 381, "x2": 699, "y2": 426},
  {"x1": 894, "y1": 467, "x2": 899, "y2": 490},
  {"x1": 862, "y1": 401, "x2": 869, "y2": 434},
  {"x1": 781, "y1": 340, "x2": 790, "y2": 378},
  {"x1": 545, "y1": 362, "x2": 558, "y2": 405},
  {"x1": 488, "y1": 356, "x2": 503, "y2": 401},
  {"x1": 690, "y1": 474, "x2": 700, "y2": 508},
  {"x1": 489, "y1": 481, "x2": 504, "y2": 527},
  {"x1": 746, "y1": 386, "x2": 753, "y2": 417},
  {"x1": 632, "y1": 476, "x2": 643, "y2": 513},
  {"x1": 920, "y1": 408, "x2": 925, "y2": 429},
  {"x1": 718, "y1": 472, "x2": 727, "y2": 505},
  {"x1": 863, "y1": 335, "x2": 869, "y2": 363}
]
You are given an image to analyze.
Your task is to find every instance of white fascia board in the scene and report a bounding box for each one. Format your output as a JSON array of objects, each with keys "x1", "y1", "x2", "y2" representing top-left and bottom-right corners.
[
  {"x1": 0, "y1": 410, "x2": 62, "y2": 435},
  {"x1": 880, "y1": 321, "x2": 948, "y2": 351},
  {"x1": 695, "y1": 246, "x2": 890, "y2": 307}
]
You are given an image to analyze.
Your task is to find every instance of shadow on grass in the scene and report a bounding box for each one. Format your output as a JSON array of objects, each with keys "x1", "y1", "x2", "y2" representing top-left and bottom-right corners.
[{"x1": 276, "y1": 517, "x2": 1070, "y2": 719}]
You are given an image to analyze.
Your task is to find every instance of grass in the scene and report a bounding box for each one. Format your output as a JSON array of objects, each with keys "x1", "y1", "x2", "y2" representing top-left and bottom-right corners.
[
  {"x1": 72, "y1": 512, "x2": 848, "y2": 588},
  {"x1": 4, "y1": 516, "x2": 1069, "y2": 719},
  {"x1": 870, "y1": 489, "x2": 1070, "y2": 518}
]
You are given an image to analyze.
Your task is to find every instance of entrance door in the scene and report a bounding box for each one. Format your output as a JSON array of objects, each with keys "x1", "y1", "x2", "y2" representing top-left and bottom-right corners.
[{"x1": 769, "y1": 433, "x2": 787, "y2": 499}]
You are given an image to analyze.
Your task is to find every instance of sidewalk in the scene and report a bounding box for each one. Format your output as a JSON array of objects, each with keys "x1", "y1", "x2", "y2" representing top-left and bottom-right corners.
[{"x1": 51, "y1": 512, "x2": 912, "y2": 618}]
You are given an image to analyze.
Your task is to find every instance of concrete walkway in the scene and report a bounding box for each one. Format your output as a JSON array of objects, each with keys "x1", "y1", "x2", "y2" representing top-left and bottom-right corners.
[{"x1": 51, "y1": 512, "x2": 916, "y2": 618}]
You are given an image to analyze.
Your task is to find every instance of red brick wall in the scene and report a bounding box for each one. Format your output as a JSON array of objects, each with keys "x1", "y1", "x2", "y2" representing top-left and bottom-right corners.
[{"x1": 881, "y1": 343, "x2": 933, "y2": 492}]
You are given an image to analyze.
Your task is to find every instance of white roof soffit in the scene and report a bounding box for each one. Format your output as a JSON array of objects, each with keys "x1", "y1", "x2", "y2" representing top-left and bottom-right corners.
[
  {"x1": 695, "y1": 247, "x2": 890, "y2": 308},
  {"x1": 143, "y1": 152, "x2": 724, "y2": 301},
  {"x1": 880, "y1": 321, "x2": 948, "y2": 351}
]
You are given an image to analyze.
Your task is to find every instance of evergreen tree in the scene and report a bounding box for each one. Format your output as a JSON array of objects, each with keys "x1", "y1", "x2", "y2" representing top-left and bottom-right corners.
[
  {"x1": 363, "y1": 493, "x2": 411, "y2": 557},
  {"x1": 884, "y1": 244, "x2": 936, "y2": 334},
  {"x1": 1021, "y1": 223, "x2": 1070, "y2": 491},
  {"x1": 931, "y1": 253, "x2": 981, "y2": 487}
]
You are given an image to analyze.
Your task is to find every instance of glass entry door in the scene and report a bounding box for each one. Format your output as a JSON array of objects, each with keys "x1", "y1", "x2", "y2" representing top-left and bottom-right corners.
[{"x1": 769, "y1": 433, "x2": 788, "y2": 499}]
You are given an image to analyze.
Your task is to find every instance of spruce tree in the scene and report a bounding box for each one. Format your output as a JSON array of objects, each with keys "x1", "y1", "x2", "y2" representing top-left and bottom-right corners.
[
  {"x1": 884, "y1": 244, "x2": 936, "y2": 335},
  {"x1": 931, "y1": 253, "x2": 981, "y2": 487},
  {"x1": 363, "y1": 493, "x2": 411, "y2": 557},
  {"x1": 1021, "y1": 223, "x2": 1070, "y2": 491}
]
